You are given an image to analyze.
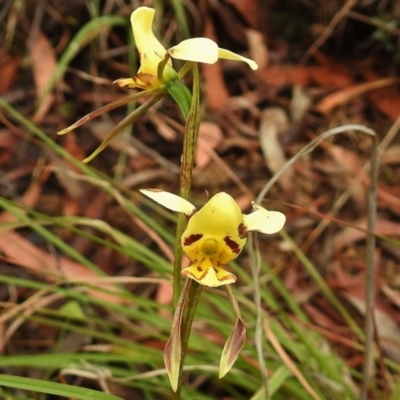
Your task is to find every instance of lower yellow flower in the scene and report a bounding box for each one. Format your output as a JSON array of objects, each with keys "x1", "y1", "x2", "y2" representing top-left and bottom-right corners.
[
  {"x1": 140, "y1": 189, "x2": 285, "y2": 287},
  {"x1": 115, "y1": 7, "x2": 258, "y2": 90}
]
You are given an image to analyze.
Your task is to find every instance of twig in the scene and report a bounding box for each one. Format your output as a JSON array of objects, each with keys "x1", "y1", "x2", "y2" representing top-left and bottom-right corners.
[
  {"x1": 301, "y1": 0, "x2": 358, "y2": 62},
  {"x1": 173, "y1": 63, "x2": 200, "y2": 308},
  {"x1": 360, "y1": 133, "x2": 379, "y2": 399},
  {"x1": 348, "y1": 10, "x2": 400, "y2": 37}
]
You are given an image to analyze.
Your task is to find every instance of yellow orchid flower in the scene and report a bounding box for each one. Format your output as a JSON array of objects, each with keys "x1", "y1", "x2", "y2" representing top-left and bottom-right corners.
[
  {"x1": 140, "y1": 189, "x2": 285, "y2": 287},
  {"x1": 115, "y1": 7, "x2": 258, "y2": 90}
]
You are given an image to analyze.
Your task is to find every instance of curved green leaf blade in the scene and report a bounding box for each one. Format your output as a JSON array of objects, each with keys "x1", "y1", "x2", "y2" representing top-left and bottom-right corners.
[{"x1": 0, "y1": 374, "x2": 123, "y2": 400}]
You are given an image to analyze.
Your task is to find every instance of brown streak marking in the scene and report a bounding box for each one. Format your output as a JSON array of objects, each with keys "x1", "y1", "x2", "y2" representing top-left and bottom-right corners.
[
  {"x1": 238, "y1": 222, "x2": 247, "y2": 238},
  {"x1": 183, "y1": 233, "x2": 203, "y2": 246},
  {"x1": 224, "y1": 236, "x2": 241, "y2": 254}
]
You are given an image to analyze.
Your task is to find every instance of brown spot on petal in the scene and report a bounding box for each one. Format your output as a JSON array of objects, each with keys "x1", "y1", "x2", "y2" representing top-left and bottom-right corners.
[
  {"x1": 136, "y1": 73, "x2": 158, "y2": 87},
  {"x1": 220, "y1": 274, "x2": 235, "y2": 282},
  {"x1": 187, "y1": 210, "x2": 196, "y2": 219},
  {"x1": 197, "y1": 266, "x2": 203, "y2": 272},
  {"x1": 183, "y1": 233, "x2": 203, "y2": 246},
  {"x1": 224, "y1": 236, "x2": 241, "y2": 254},
  {"x1": 238, "y1": 223, "x2": 247, "y2": 239}
]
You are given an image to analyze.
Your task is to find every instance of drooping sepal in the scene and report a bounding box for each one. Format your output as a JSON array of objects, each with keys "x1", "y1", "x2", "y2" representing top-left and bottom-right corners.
[
  {"x1": 219, "y1": 317, "x2": 246, "y2": 378},
  {"x1": 81, "y1": 94, "x2": 163, "y2": 163},
  {"x1": 57, "y1": 89, "x2": 158, "y2": 136},
  {"x1": 219, "y1": 285, "x2": 246, "y2": 378},
  {"x1": 140, "y1": 189, "x2": 196, "y2": 216},
  {"x1": 163, "y1": 279, "x2": 191, "y2": 391},
  {"x1": 218, "y1": 48, "x2": 258, "y2": 70}
]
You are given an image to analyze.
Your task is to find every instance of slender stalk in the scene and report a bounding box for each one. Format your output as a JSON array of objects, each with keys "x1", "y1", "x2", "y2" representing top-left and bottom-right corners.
[
  {"x1": 224, "y1": 285, "x2": 240, "y2": 319},
  {"x1": 360, "y1": 136, "x2": 379, "y2": 400},
  {"x1": 170, "y1": 63, "x2": 201, "y2": 399},
  {"x1": 172, "y1": 63, "x2": 200, "y2": 308}
]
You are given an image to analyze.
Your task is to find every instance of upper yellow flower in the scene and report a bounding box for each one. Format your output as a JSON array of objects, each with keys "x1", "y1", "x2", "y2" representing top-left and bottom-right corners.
[
  {"x1": 115, "y1": 7, "x2": 258, "y2": 90},
  {"x1": 140, "y1": 190, "x2": 285, "y2": 287}
]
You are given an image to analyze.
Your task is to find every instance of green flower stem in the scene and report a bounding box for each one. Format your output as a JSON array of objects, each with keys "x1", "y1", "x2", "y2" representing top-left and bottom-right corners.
[
  {"x1": 172, "y1": 63, "x2": 200, "y2": 308},
  {"x1": 169, "y1": 63, "x2": 201, "y2": 399},
  {"x1": 177, "y1": 62, "x2": 193, "y2": 80},
  {"x1": 225, "y1": 285, "x2": 241, "y2": 320}
]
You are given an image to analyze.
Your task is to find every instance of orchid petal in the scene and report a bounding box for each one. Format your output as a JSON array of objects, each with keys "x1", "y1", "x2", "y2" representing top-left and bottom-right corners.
[
  {"x1": 140, "y1": 189, "x2": 196, "y2": 216},
  {"x1": 218, "y1": 48, "x2": 258, "y2": 70},
  {"x1": 181, "y1": 192, "x2": 246, "y2": 265},
  {"x1": 131, "y1": 7, "x2": 168, "y2": 76},
  {"x1": 243, "y1": 202, "x2": 285, "y2": 234},
  {"x1": 219, "y1": 317, "x2": 246, "y2": 377},
  {"x1": 169, "y1": 38, "x2": 219, "y2": 64},
  {"x1": 182, "y1": 263, "x2": 237, "y2": 287},
  {"x1": 141, "y1": 188, "x2": 285, "y2": 287},
  {"x1": 114, "y1": 78, "x2": 135, "y2": 88}
]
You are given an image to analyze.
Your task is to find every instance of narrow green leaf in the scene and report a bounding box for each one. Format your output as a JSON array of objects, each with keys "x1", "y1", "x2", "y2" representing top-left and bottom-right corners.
[
  {"x1": 0, "y1": 374, "x2": 123, "y2": 400},
  {"x1": 171, "y1": 0, "x2": 190, "y2": 38},
  {"x1": 58, "y1": 89, "x2": 159, "y2": 135},
  {"x1": 250, "y1": 365, "x2": 293, "y2": 400},
  {"x1": 83, "y1": 94, "x2": 164, "y2": 162},
  {"x1": 58, "y1": 300, "x2": 86, "y2": 320},
  {"x1": 166, "y1": 78, "x2": 192, "y2": 120}
]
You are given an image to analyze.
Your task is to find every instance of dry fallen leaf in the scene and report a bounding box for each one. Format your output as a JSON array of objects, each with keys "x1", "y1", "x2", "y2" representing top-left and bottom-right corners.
[
  {"x1": 381, "y1": 284, "x2": 400, "y2": 310},
  {"x1": 30, "y1": 31, "x2": 57, "y2": 123},
  {"x1": 343, "y1": 293, "x2": 400, "y2": 363},
  {"x1": 227, "y1": 0, "x2": 262, "y2": 29},
  {"x1": 363, "y1": 70, "x2": 400, "y2": 120},
  {"x1": 246, "y1": 29, "x2": 268, "y2": 70},
  {"x1": 261, "y1": 65, "x2": 353, "y2": 89},
  {"x1": 147, "y1": 108, "x2": 178, "y2": 141},
  {"x1": 290, "y1": 85, "x2": 312, "y2": 123},
  {"x1": 381, "y1": 145, "x2": 400, "y2": 165},
  {"x1": 0, "y1": 230, "x2": 124, "y2": 304},
  {"x1": 0, "y1": 50, "x2": 19, "y2": 95},
  {"x1": 324, "y1": 143, "x2": 367, "y2": 211},
  {"x1": 201, "y1": 18, "x2": 229, "y2": 111},
  {"x1": 195, "y1": 122, "x2": 223, "y2": 170},
  {"x1": 314, "y1": 77, "x2": 400, "y2": 115},
  {"x1": 259, "y1": 108, "x2": 293, "y2": 192},
  {"x1": 0, "y1": 189, "x2": 124, "y2": 304},
  {"x1": 334, "y1": 218, "x2": 400, "y2": 253}
]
